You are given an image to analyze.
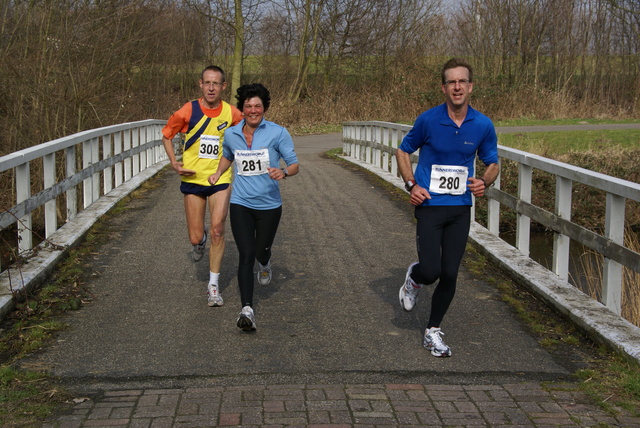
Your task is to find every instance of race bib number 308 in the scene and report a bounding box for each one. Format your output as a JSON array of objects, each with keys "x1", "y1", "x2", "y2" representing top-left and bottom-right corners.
[
  {"x1": 235, "y1": 149, "x2": 270, "y2": 176},
  {"x1": 429, "y1": 165, "x2": 468, "y2": 195},
  {"x1": 199, "y1": 135, "x2": 221, "y2": 159}
]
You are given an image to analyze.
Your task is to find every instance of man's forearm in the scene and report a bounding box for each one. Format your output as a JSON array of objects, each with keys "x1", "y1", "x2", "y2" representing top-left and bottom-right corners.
[
  {"x1": 396, "y1": 148, "x2": 415, "y2": 182},
  {"x1": 162, "y1": 136, "x2": 177, "y2": 164},
  {"x1": 481, "y1": 163, "x2": 499, "y2": 186}
]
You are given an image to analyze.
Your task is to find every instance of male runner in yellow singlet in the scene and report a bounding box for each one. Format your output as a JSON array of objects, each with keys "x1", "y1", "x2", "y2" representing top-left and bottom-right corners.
[{"x1": 162, "y1": 65, "x2": 242, "y2": 307}]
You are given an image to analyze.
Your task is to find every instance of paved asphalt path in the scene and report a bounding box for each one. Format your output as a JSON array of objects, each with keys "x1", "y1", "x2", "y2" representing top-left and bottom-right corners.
[
  {"x1": 24, "y1": 129, "x2": 640, "y2": 426},
  {"x1": 25, "y1": 133, "x2": 568, "y2": 387}
]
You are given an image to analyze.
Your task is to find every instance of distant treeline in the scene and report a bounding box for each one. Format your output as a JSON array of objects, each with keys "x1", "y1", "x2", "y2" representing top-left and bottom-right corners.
[{"x1": 1, "y1": 0, "x2": 639, "y2": 156}]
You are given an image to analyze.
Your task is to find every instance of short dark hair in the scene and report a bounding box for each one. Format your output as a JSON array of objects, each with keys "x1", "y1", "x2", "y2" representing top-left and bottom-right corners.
[
  {"x1": 201, "y1": 65, "x2": 226, "y2": 82},
  {"x1": 441, "y1": 58, "x2": 473, "y2": 84},
  {"x1": 235, "y1": 83, "x2": 271, "y2": 111}
]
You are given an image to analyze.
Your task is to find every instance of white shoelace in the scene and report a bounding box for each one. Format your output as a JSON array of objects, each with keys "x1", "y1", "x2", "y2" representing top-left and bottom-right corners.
[{"x1": 429, "y1": 330, "x2": 446, "y2": 349}]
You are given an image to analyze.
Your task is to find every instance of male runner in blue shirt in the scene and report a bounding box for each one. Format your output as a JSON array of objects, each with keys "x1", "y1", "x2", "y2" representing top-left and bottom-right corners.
[{"x1": 396, "y1": 58, "x2": 499, "y2": 357}]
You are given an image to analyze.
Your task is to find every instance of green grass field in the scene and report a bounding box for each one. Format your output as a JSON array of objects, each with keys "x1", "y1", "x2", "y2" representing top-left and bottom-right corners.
[
  {"x1": 494, "y1": 118, "x2": 640, "y2": 155},
  {"x1": 497, "y1": 128, "x2": 640, "y2": 155}
]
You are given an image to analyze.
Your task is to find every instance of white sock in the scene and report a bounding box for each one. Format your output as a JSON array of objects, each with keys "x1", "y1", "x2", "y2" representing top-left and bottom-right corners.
[{"x1": 209, "y1": 272, "x2": 219, "y2": 286}]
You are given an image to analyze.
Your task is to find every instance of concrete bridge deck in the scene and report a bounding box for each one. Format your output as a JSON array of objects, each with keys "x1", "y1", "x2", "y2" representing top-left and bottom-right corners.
[{"x1": 20, "y1": 133, "x2": 639, "y2": 426}]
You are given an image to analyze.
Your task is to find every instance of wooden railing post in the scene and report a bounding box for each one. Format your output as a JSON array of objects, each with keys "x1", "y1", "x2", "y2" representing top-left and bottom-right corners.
[
  {"x1": 516, "y1": 164, "x2": 532, "y2": 256},
  {"x1": 553, "y1": 176, "x2": 572, "y2": 281},
  {"x1": 603, "y1": 193, "x2": 625, "y2": 315}
]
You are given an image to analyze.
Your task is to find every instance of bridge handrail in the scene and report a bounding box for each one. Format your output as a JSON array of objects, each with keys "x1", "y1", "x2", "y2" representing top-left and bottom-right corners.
[
  {"x1": 342, "y1": 120, "x2": 640, "y2": 318},
  {"x1": 0, "y1": 119, "x2": 168, "y2": 268}
]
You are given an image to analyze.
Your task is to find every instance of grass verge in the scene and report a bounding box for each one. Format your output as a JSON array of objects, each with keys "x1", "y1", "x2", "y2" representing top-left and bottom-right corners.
[
  {"x1": 494, "y1": 118, "x2": 640, "y2": 127},
  {"x1": 498, "y1": 129, "x2": 640, "y2": 155}
]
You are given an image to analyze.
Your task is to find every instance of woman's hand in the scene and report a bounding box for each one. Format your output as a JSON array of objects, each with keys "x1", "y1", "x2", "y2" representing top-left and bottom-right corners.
[
  {"x1": 267, "y1": 167, "x2": 287, "y2": 181},
  {"x1": 208, "y1": 172, "x2": 221, "y2": 185}
]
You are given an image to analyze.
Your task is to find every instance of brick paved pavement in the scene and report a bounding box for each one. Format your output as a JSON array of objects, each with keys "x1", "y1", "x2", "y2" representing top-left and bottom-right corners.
[{"x1": 45, "y1": 383, "x2": 640, "y2": 427}]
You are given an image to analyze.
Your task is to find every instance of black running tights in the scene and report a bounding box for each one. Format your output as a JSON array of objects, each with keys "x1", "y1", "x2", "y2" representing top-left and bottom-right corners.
[
  {"x1": 411, "y1": 205, "x2": 471, "y2": 329},
  {"x1": 229, "y1": 203, "x2": 282, "y2": 308}
]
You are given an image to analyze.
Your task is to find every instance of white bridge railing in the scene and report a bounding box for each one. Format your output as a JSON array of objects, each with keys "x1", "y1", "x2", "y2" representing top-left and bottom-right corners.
[
  {"x1": 0, "y1": 120, "x2": 168, "y2": 316},
  {"x1": 342, "y1": 121, "x2": 640, "y2": 317}
]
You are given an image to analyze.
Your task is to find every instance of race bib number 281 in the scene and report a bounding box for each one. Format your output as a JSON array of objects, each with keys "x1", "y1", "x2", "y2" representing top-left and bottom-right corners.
[
  {"x1": 429, "y1": 165, "x2": 468, "y2": 195},
  {"x1": 235, "y1": 149, "x2": 270, "y2": 176}
]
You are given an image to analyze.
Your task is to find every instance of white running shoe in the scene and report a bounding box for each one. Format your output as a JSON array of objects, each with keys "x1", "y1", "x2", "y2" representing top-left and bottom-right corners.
[
  {"x1": 423, "y1": 327, "x2": 452, "y2": 357},
  {"x1": 191, "y1": 227, "x2": 208, "y2": 262},
  {"x1": 399, "y1": 262, "x2": 421, "y2": 311},
  {"x1": 237, "y1": 306, "x2": 256, "y2": 331},
  {"x1": 207, "y1": 284, "x2": 223, "y2": 307},
  {"x1": 257, "y1": 261, "x2": 272, "y2": 285}
]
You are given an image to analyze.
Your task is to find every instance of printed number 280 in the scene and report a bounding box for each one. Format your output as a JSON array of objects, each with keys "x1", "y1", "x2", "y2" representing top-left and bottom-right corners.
[{"x1": 439, "y1": 176, "x2": 460, "y2": 190}]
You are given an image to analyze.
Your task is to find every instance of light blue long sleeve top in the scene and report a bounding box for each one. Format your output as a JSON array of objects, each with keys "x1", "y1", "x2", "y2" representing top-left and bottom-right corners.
[{"x1": 223, "y1": 119, "x2": 298, "y2": 210}]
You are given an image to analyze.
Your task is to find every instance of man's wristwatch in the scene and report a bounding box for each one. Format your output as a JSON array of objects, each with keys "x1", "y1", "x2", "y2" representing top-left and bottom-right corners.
[
  {"x1": 405, "y1": 180, "x2": 416, "y2": 192},
  {"x1": 282, "y1": 168, "x2": 289, "y2": 178}
]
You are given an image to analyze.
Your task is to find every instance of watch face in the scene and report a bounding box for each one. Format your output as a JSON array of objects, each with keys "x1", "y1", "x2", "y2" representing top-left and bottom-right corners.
[{"x1": 405, "y1": 181, "x2": 414, "y2": 191}]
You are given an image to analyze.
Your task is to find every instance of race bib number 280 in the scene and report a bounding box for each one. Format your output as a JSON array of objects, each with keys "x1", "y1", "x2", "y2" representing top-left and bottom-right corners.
[
  {"x1": 429, "y1": 165, "x2": 468, "y2": 195},
  {"x1": 235, "y1": 149, "x2": 270, "y2": 176}
]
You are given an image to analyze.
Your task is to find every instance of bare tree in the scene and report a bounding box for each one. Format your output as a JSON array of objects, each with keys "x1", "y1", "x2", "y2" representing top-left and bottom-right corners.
[
  {"x1": 604, "y1": 0, "x2": 640, "y2": 97},
  {"x1": 183, "y1": 0, "x2": 265, "y2": 96},
  {"x1": 606, "y1": 0, "x2": 640, "y2": 38},
  {"x1": 0, "y1": 0, "x2": 209, "y2": 155},
  {"x1": 313, "y1": 0, "x2": 443, "y2": 85},
  {"x1": 274, "y1": 0, "x2": 327, "y2": 104}
]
